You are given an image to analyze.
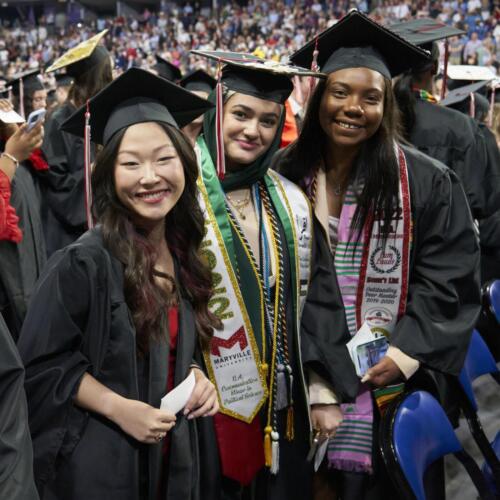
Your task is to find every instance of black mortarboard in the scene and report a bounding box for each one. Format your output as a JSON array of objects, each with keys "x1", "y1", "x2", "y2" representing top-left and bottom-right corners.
[
  {"x1": 55, "y1": 73, "x2": 74, "y2": 87},
  {"x1": 389, "y1": 18, "x2": 464, "y2": 46},
  {"x1": 153, "y1": 55, "x2": 182, "y2": 82},
  {"x1": 191, "y1": 50, "x2": 318, "y2": 104},
  {"x1": 440, "y1": 80, "x2": 491, "y2": 107},
  {"x1": 290, "y1": 10, "x2": 430, "y2": 79},
  {"x1": 60, "y1": 67, "x2": 213, "y2": 145},
  {"x1": 8, "y1": 69, "x2": 44, "y2": 96},
  {"x1": 46, "y1": 30, "x2": 109, "y2": 77},
  {"x1": 180, "y1": 70, "x2": 216, "y2": 94}
]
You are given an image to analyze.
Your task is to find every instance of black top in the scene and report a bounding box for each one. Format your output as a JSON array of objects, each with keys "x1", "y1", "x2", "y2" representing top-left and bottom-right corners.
[{"x1": 153, "y1": 55, "x2": 182, "y2": 82}]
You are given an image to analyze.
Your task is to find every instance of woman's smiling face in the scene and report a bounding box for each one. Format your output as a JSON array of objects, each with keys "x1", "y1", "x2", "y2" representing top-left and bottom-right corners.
[
  {"x1": 222, "y1": 92, "x2": 282, "y2": 170},
  {"x1": 114, "y1": 122, "x2": 185, "y2": 229},
  {"x1": 319, "y1": 67, "x2": 385, "y2": 153}
]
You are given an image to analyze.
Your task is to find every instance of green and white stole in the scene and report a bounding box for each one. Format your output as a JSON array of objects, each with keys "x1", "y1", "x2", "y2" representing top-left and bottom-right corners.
[
  {"x1": 196, "y1": 136, "x2": 312, "y2": 427},
  {"x1": 328, "y1": 145, "x2": 411, "y2": 474}
]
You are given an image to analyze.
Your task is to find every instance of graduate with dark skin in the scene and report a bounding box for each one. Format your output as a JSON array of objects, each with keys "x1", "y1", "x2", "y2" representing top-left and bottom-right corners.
[
  {"x1": 280, "y1": 11, "x2": 481, "y2": 498},
  {"x1": 18, "y1": 69, "x2": 221, "y2": 500}
]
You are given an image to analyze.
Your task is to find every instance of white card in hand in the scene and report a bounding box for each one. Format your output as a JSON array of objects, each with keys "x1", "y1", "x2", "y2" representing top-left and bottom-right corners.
[
  {"x1": 0, "y1": 109, "x2": 24, "y2": 124},
  {"x1": 160, "y1": 371, "x2": 196, "y2": 414}
]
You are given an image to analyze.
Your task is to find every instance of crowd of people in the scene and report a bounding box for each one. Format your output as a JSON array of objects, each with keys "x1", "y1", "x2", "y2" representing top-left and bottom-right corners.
[
  {"x1": 0, "y1": 4, "x2": 499, "y2": 500},
  {"x1": 1, "y1": 0, "x2": 500, "y2": 84}
]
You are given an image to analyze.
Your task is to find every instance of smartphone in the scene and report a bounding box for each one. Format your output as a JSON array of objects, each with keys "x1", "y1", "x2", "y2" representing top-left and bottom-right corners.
[
  {"x1": 356, "y1": 337, "x2": 389, "y2": 376},
  {"x1": 26, "y1": 108, "x2": 46, "y2": 131}
]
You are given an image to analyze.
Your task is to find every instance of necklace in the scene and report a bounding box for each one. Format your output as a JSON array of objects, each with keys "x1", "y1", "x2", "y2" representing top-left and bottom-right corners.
[
  {"x1": 226, "y1": 190, "x2": 252, "y2": 220},
  {"x1": 333, "y1": 183, "x2": 344, "y2": 196}
]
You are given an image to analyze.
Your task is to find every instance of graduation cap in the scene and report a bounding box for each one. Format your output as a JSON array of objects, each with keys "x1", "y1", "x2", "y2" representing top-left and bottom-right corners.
[
  {"x1": 290, "y1": 10, "x2": 430, "y2": 79},
  {"x1": 440, "y1": 80, "x2": 491, "y2": 120},
  {"x1": 61, "y1": 67, "x2": 213, "y2": 230},
  {"x1": 152, "y1": 55, "x2": 182, "y2": 82},
  {"x1": 7, "y1": 69, "x2": 45, "y2": 118},
  {"x1": 191, "y1": 50, "x2": 318, "y2": 104},
  {"x1": 389, "y1": 19, "x2": 466, "y2": 99},
  {"x1": 447, "y1": 65, "x2": 496, "y2": 83},
  {"x1": 46, "y1": 30, "x2": 109, "y2": 77},
  {"x1": 180, "y1": 70, "x2": 216, "y2": 94},
  {"x1": 389, "y1": 18, "x2": 464, "y2": 46}
]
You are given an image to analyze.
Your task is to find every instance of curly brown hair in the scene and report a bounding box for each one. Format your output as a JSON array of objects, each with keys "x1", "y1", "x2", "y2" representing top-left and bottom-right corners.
[{"x1": 91, "y1": 123, "x2": 220, "y2": 355}]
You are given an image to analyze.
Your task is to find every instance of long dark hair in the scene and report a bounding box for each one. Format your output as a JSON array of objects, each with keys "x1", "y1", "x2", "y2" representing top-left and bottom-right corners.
[
  {"x1": 393, "y1": 42, "x2": 439, "y2": 140},
  {"x1": 92, "y1": 123, "x2": 220, "y2": 355},
  {"x1": 281, "y1": 75, "x2": 401, "y2": 241},
  {"x1": 68, "y1": 56, "x2": 113, "y2": 109}
]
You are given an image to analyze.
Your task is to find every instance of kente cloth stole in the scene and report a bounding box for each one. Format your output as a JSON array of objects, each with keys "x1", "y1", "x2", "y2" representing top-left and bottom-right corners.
[
  {"x1": 412, "y1": 86, "x2": 438, "y2": 103},
  {"x1": 196, "y1": 138, "x2": 313, "y2": 484},
  {"x1": 328, "y1": 145, "x2": 411, "y2": 474}
]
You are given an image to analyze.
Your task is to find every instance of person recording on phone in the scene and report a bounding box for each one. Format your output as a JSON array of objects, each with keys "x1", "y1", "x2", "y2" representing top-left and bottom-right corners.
[{"x1": 0, "y1": 97, "x2": 46, "y2": 340}]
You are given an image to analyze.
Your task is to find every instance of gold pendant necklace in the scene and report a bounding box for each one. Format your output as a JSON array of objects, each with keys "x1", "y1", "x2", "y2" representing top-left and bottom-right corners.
[{"x1": 226, "y1": 191, "x2": 251, "y2": 220}]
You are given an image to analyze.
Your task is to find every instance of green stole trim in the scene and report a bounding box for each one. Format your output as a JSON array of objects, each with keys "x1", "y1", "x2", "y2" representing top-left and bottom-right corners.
[{"x1": 197, "y1": 137, "x2": 299, "y2": 359}]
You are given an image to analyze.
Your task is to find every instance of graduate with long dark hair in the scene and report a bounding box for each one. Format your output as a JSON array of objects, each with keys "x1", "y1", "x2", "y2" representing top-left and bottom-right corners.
[
  {"x1": 18, "y1": 68, "x2": 220, "y2": 500},
  {"x1": 280, "y1": 11, "x2": 481, "y2": 498}
]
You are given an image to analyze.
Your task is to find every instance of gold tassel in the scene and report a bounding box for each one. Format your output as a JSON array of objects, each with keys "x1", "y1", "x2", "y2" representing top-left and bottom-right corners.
[
  {"x1": 286, "y1": 406, "x2": 294, "y2": 441},
  {"x1": 264, "y1": 426, "x2": 273, "y2": 467}
]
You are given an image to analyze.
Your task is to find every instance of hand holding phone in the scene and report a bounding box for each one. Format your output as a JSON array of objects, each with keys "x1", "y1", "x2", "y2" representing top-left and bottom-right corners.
[{"x1": 26, "y1": 108, "x2": 46, "y2": 132}]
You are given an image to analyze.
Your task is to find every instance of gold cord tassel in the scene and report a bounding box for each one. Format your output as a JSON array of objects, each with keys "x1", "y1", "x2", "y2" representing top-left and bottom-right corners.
[
  {"x1": 264, "y1": 426, "x2": 273, "y2": 467},
  {"x1": 286, "y1": 406, "x2": 295, "y2": 441}
]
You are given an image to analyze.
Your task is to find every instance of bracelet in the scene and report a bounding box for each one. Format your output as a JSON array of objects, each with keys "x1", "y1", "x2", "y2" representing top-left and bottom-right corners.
[{"x1": 1, "y1": 152, "x2": 19, "y2": 169}]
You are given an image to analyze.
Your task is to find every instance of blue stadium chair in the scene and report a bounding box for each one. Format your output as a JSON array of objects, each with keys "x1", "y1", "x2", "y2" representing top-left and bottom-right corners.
[
  {"x1": 379, "y1": 390, "x2": 494, "y2": 500},
  {"x1": 458, "y1": 329, "x2": 500, "y2": 493},
  {"x1": 485, "y1": 280, "x2": 500, "y2": 324}
]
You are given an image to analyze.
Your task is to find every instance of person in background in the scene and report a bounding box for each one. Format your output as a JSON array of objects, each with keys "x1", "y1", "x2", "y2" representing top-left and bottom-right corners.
[
  {"x1": 179, "y1": 69, "x2": 216, "y2": 145},
  {"x1": 41, "y1": 30, "x2": 113, "y2": 256},
  {"x1": 0, "y1": 98, "x2": 45, "y2": 340}
]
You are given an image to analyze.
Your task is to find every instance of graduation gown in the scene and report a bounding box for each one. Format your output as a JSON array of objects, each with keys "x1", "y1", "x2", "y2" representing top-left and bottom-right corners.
[
  {"x1": 40, "y1": 103, "x2": 94, "y2": 256},
  {"x1": 198, "y1": 217, "x2": 359, "y2": 500},
  {"x1": 0, "y1": 313, "x2": 39, "y2": 500},
  {"x1": 280, "y1": 145, "x2": 480, "y2": 499},
  {"x1": 409, "y1": 99, "x2": 500, "y2": 220},
  {"x1": 17, "y1": 229, "x2": 202, "y2": 500},
  {"x1": 0, "y1": 163, "x2": 46, "y2": 340}
]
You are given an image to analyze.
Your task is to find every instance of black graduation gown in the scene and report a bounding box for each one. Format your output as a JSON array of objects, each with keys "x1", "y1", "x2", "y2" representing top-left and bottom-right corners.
[
  {"x1": 409, "y1": 99, "x2": 500, "y2": 219},
  {"x1": 0, "y1": 313, "x2": 39, "y2": 500},
  {"x1": 17, "y1": 229, "x2": 202, "y2": 500},
  {"x1": 197, "y1": 213, "x2": 359, "y2": 500},
  {"x1": 40, "y1": 103, "x2": 95, "y2": 256},
  {"x1": 0, "y1": 163, "x2": 46, "y2": 339},
  {"x1": 277, "y1": 145, "x2": 481, "y2": 500}
]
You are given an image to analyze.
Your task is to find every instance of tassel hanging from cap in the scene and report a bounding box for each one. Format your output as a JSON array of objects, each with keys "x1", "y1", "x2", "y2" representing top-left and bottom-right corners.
[
  {"x1": 308, "y1": 36, "x2": 320, "y2": 100},
  {"x1": 270, "y1": 430, "x2": 280, "y2": 475},
  {"x1": 440, "y1": 40, "x2": 449, "y2": 101},
  {"x1": 19, "y1": 77, "x2": 24, "y2": 119},
  {"x1": 469, "y1": 91, "x2": 476, "y2": 119},
  {"x1": 215, "y1": 60, "x2": 226, "y2": 180},
  {"x1": 84, "y1": 100, "x2": 94, "y2": 229},
  {"x1": 264, "y1": 425, "x2": 273, "y2": 467}
]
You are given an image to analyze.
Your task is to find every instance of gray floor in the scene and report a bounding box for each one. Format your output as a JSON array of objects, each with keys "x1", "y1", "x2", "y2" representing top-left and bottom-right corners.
[{"x1": 446, "y1": 374, "x2": 500, "y2": 499}]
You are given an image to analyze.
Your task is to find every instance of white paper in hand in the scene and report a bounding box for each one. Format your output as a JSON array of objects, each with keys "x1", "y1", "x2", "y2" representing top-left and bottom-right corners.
[
  {"x1": 160, "y1": 371, "x2": 196, "y2": 414},
  {"x1": 0, "y1": 109, "x2": 24, "y2": 124},
  {"x1": 346, "y1": 322, "x2": 377, "y2": 377}
]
